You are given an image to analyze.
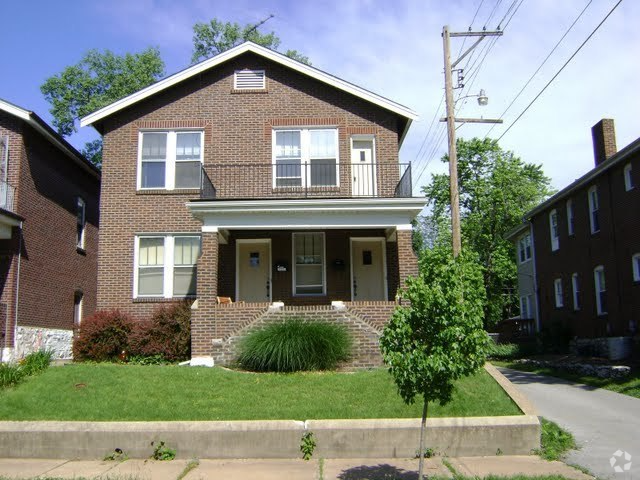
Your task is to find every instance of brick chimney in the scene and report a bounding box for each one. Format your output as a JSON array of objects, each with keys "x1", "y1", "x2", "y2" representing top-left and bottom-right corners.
[{"x1": 591, "y1": 119, "x2": 617, "y2": 166}]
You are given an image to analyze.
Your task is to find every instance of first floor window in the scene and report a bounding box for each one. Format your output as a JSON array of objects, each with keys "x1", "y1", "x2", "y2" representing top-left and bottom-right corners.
[
  {"x1": 139, "y1": 131, "x2": 203, "y2": 190},
  {"x1": 594, "y1": 266, "x2": 607, "y2": 315},
  {"x1": 274, "y1": 128, "x2": 338, "y2": 188},
  {"x1": 571, "y1": 273, "x2": 580, "y2": 310},
  {"x1": 76, "y1": 197, "x2": 86, "y2": 249},
  {"x1": 293, "y1": 232, "x2": 325, "y2": 295},
  {"x1": 554, "y1": 278, "x2": 563, "y2": 308},
  {"x1": 136, "y1": 235, "x2": 200, "y2": 298},
  {"x1": 520, "y1": 295, "x2": 532, "y2": 319},
  {"x1": 633, "y1": 253, "x2": 640, "y2": 282}
]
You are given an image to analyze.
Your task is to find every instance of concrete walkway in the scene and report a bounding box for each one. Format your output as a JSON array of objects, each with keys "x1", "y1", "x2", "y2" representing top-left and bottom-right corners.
[
  {"x1": 499, "y1": 367, "x2": 640, "y2": 479},
  {"x1": 0, "y1": 456, "x2": 592, "y2": 479}
]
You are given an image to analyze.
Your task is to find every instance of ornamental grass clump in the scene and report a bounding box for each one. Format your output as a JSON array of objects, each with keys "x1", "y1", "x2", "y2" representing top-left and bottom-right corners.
[{"x1": 237, "y1": 318, "x2": 352, "y2": 372}]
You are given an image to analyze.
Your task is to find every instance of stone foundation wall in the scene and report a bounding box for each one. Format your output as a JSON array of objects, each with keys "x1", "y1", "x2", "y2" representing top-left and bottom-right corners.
[
  {"x1": 570, "y1": 336, "x2": 633, "y2": 360},
  {"x1": 15, "y1": 326, "x2": 73, "y2": 360}
]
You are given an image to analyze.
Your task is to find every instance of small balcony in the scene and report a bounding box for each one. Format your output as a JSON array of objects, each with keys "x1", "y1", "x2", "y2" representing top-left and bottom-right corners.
[
  {"x1": 200, "y1": 162, "x2": 412, "y2": 200},
  {"x1": 0, "y1": 180, "x2": 15, "y2": 213}
]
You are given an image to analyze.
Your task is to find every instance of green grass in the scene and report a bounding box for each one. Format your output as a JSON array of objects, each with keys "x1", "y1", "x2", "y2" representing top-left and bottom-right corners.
[
  {"x1": 0, "y1": 364, "x2": 521, "y2": 421},
  {"x1": 535, "y1": 418, "x2": 577, "y2": 461},
  {"x1": 494, "y1": 360, "x2": 640, "y2": 399}
]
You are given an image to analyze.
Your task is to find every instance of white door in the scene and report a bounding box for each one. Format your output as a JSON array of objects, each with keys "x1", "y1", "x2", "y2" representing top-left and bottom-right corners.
[
  {"x1": 351, "y1": 139, "x2": 376, "y2": 196},
  {"x1": 237, "y1": 240, "x2": 271, "y2": 302},
  {"x1": 351, "y1": 239, "x2": 386, "y2": 301}
]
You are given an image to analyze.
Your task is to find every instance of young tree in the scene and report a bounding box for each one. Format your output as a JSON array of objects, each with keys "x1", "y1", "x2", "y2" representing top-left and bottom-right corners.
[
  {"x1": 41, "y1": 48, "x2": 165, "y2": 167},
  {"x1": 380, "y1": 246, "x2": 489, "y2": 479},
  {"x1": 191, "y1": 18, "x2": 311, "y2": 65},
  {"x1": 422, "y1": 137, "x2": 553, "y2": 327}
]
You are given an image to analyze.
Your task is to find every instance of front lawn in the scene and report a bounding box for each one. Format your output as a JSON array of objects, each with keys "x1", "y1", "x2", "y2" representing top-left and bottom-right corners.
[
  {"x1": 0, "y1": 364, "x2": 521, "y2": 421},
  {"x1": 494, "y1": 360, "x2": 640, "y2": 399}
]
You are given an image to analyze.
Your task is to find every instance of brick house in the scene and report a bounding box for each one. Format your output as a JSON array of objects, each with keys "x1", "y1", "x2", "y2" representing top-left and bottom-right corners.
[
  {"x1": 508, "y1": 119, "x2": 639, "y2": 358},
  {"x1": 0, "y1": 99, "x2": 100, "y2": 361},
  {"x1": 80, "y1": 42, "x2": 426, "y2": 366}
]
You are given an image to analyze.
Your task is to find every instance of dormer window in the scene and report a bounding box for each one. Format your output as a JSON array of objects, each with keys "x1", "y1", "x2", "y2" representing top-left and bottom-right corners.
[{"x1": 234, "y1": 70, "x2": 266, "y2": 90}]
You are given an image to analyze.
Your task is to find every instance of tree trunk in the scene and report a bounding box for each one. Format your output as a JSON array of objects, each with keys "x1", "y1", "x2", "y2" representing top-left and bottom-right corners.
[{"x1": 418, "y1": 398, "x2": 428, "y2": 480}]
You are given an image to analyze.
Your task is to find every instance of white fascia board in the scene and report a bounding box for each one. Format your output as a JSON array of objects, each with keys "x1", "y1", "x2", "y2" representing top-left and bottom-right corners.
[
  {"x1": 0, "y1": 99, "x2": 30, "y2": 121},
  {"x1": 80, "y1": 42, "x2": 419, "y2": 128}
]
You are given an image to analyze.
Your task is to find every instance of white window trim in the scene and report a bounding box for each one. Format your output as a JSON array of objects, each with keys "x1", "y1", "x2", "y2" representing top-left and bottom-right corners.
[
  {"x1": 137, "y1": 130, "x2": 204, "y2": 191},
  {"x1": 77, "y1": 197, "x2": 86, "y2": 250},
  {"x1": 554, "y1": 278, "x2": 563, "y2": 308},
  {"x1": 632, "y1": 253, "x2": 640, "y2": 282},
  {"x1": 133, "y1": 234, "x2": 201, "y2": 299},
  {"x1": 588, "y1": 185, "x2": 600, "y2": 234},
  {"x1": 624, "y1": 163, "x2": 633, "y2": 191},
  {"x1": 571, "y1": 273, "x2": 580, "y2": 311},
  {"x1": 566, "y1": 199, "x2": 574, "y2": 236},
  {"x1": 520, "y1": 295, "x2": 531, "y2": 319},
  {"x1": 518, "y1": 234, "x2": 532, "y2": 264},
  {"x1": 549, "y1": 209, "x2": 559, "y2": 251},
  {"x1": 234, "y1": 69, "x2": 266, "y2": 90},
  {"x1": 272, "y1": 128, "x2": 340, "y2": 189},
  {"x1": 594, "y1": 265, "x2": 606, "y2": 315},
  {"x1": 292, "y1": 232, "x2": 326, "y2": 296}
]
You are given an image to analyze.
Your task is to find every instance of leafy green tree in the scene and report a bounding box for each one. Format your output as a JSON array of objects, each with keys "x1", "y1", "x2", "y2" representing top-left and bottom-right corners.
[
  {"x1": 40, "y1": 48, "x2": 165, "y2": 167},
  {"x1": 380, "y1": 245, "x2": 489, "y2": 480},
  {"x1": 192, "y1": 18, "x2": 311, "y2": 65},
  {"x1": 80, "y1": 139, "x2": 103, "y2": 169},
  {"x1": 422, "y1": 138, "x2": 553, "y2": 327}
]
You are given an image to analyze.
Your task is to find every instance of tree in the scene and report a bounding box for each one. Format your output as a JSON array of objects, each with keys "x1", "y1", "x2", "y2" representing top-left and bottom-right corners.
[
  {"x1": 41, "y1": 48, "x2": 165, "y2": 167},
  {"x1": 380, "y1": 245, "x2": 489, "y2": 480},
  {"x1": 191, "y1": 18, "x2": 311, "y2": 65},
  {"x1": 80, "y1": 139, "x2": 103, "y2": 169},
  {"x1": 422, "y1": 138, "x2": 553, "y2": 327}
]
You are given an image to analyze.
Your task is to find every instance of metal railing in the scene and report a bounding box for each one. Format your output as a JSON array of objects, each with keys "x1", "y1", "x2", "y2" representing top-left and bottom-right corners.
[
  {"x1": 0, "y1": 180, "x2": 15, "y2": 212},
  {"x1": 199, "y1": 162, "x2": 412, "y2": 200}
]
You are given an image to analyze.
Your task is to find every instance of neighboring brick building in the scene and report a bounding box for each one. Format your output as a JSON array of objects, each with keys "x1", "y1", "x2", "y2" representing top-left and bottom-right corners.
[
  {"x1": 510, "y1": 119, "x2": 639, "y2": 358},
  {"x1": 80, "y1": 42, "x2": 425, "y2": 366},
  {"x1": 0, "y1": 99, "x2": 100, "y2": 361}
]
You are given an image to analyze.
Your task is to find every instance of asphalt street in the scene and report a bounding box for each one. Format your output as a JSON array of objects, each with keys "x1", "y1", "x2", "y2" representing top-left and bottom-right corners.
[{"x1": 499, "y1": 367, "x2": 640, "y2": 479}]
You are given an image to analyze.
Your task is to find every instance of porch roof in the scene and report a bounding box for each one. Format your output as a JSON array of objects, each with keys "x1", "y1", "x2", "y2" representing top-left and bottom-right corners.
[{"x1": 187, "y1": 197, "x2": 426, "y2": 231}]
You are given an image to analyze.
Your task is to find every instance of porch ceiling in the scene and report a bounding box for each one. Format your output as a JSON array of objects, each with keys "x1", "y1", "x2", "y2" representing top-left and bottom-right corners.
[{"x1": 187, "y1": 197, "x2": 426, "y2": 231}]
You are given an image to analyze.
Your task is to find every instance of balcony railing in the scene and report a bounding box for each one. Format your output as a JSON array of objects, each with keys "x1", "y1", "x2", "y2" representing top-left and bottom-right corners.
[
  {"x1": 200, "y1": 162, "x2": 412, "y2": 200},
  {"x1": 0, "y1": 180, "x2": 15, "y2": 212}
]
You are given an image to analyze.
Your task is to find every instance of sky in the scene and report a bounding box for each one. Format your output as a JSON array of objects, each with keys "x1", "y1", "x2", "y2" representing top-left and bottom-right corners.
[{"x1": 1, "y1": 0, "x2": 638, "y2": 195}]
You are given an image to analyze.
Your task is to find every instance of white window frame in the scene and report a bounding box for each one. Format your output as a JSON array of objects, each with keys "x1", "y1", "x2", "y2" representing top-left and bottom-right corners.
[
  {"x1": 272, "y1": 128, "x2": 340, "y2": 189},
  {"x1": 76, "y1": 197, "x2": 86, "y2": 250},
  {"x1": 137, "y1": 130, "x2": 204, "y2": 191},
  {"x1": 549, "y1": 209, "x2": 559, "y2": 251},
  {"x1": 234, "y1": 69, "x2": 266, "y2": 90},
  {"x1": 588, "y1": 185, "x2": 600, "y2": 234},
  {"x1": 566, "y1": 199, "x2": 574, "y2": 236},
  {"x1": 632, "y1": 253, "x2": 640, "y2": 282},
  {"x1": 133, "y1": 234, "x2": 201, "y2": 299},
  {"x1": 519, "y1": 295, "x2": 532, "y2": 319},
  {"x1": 554, "y1": 278, "x2": 563, "y2": 308},
  {"x1": 292, "y1": 232, "x2": 326, "y2": 296},
  {"x1": 594, "y1": 265, "x2": 607, "y2": 315},
  {"x1": 571, "y1": 273, "x2": 580, "y2": 311},
  {"x1": 518, "y1": 234, "x2": 532, "y2": 263},
  {"x1": 624, "y1": 163, "x2": 633, "y2": 191}
]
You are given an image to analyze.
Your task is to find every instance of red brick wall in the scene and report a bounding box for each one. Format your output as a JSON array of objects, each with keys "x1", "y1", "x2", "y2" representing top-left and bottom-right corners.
[{"x1": 97, "y1": 52, "x2": 405, "y2": 317}]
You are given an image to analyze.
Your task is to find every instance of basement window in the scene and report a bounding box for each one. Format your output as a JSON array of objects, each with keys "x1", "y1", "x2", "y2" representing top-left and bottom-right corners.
[{"x1": 234, "y1": 70, "x2": 266, "y2": 90}]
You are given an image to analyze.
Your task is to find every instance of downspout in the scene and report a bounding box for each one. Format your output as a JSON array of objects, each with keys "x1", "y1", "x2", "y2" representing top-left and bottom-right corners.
[{"x1": 13, "y1": 222, "x2": 23, "y2": 358}]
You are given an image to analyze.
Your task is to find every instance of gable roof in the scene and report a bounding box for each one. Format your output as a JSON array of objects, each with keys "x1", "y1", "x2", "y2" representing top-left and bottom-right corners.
[
  {"x1": 79, "y1": 42, "x2": 419, "y2": 143},
  {"x1": 0, "y1": 98, "x2": 100, "y2": 179}
]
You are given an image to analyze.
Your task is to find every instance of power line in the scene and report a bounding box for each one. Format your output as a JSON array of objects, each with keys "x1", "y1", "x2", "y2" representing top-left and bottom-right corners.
[
  {"x1": 497, "y1": 0, "x2": 622, "y2": 141},
  {"x1": 484, "y1": 0, "x2": 504, "y2": 27},
  {"x1": 485, "y1": 0, "x2": 592, "y2": 139}
]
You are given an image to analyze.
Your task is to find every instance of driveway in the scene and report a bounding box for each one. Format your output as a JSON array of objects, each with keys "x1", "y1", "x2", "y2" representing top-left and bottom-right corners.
[{"x1": 499, "y1": 368, "x2": 640, "y2": 479}]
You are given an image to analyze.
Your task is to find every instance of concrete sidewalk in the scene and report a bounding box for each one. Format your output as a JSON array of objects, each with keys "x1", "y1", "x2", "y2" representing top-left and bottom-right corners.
[{"x1": 0, "y1": 456, "x2": 593, "y2": 479}]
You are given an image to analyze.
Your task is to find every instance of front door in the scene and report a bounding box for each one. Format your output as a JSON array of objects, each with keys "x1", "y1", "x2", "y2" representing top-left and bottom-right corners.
[
  {"x1": 351, "y1": 238, "x2": 386, "y2": 301},
  {"x1": 351, "y1": 139, "x2": 376, "y2": 196},
  {"x1": 237, "y1": 240, "x2": 271, "y2": 302}
]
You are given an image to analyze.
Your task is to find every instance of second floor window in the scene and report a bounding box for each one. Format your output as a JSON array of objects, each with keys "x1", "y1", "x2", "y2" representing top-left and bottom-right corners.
[
  {"x1": 273, "y1": 128, "x2": 338, "y2": 188},
  {"x1": 549, "y1": 210, "x2": 559, "y2": 251},
  {"x1": 588, "y1": 185, "x2": 600, "y2": 233},
  {"x1": 76, "y1": 197, "x2": 86, "y2": 250},
  {"x1": 139, "y1": 131, "x2": 203, "y2": 190},
  {"x1": 624, "y1": 163, "x2": 634, "y2": 191},
  {"x1": 554, "y1": 278, "x2": 563, "y2": 308},
  {"x1": 594, "y1": 265, "x2": 607, "y2": 315},
  {"x1": 566, "y1": 199, "x2": 575, "y2": 236},
  {"x1": 518, "y1": 234, "x2": 532, "y2": 263}
]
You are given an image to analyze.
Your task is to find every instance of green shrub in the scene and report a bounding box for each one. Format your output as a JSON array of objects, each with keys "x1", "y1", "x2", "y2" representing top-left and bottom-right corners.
[
  {"x1": 237, "y1": 318, "x2": 352, "y2": 372},
  {"x1": 0, "y1": 363, "x2": 24, "y2": 388},
  {"x1": 536, "y1": 418, "x2": 576, "y2": 461},
  {"x1": 73, "y1": 310, "x2": 134, "y2": 362},
  {"x1": 20, "y1": 349, "x2": 53, "y2": 376}
]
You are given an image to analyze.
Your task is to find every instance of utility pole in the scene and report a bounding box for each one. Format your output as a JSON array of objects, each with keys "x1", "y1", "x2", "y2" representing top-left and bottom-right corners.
[{"x1": 441, "y1": 25, "x2": 503, "y2": 257}]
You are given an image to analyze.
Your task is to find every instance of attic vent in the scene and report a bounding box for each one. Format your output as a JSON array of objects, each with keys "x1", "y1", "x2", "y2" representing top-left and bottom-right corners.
[{"x1": 234, "y1": 70, "x2": 266, "y2": 90}]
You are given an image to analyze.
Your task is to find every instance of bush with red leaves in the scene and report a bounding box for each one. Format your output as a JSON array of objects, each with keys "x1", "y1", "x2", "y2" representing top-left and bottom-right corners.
[
  {"x1": 73, "y1": 310, "x2": 134, "y2": 361},
  {"x1": 127, "y1": 301, "x2": 192, "y2": 362}
]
